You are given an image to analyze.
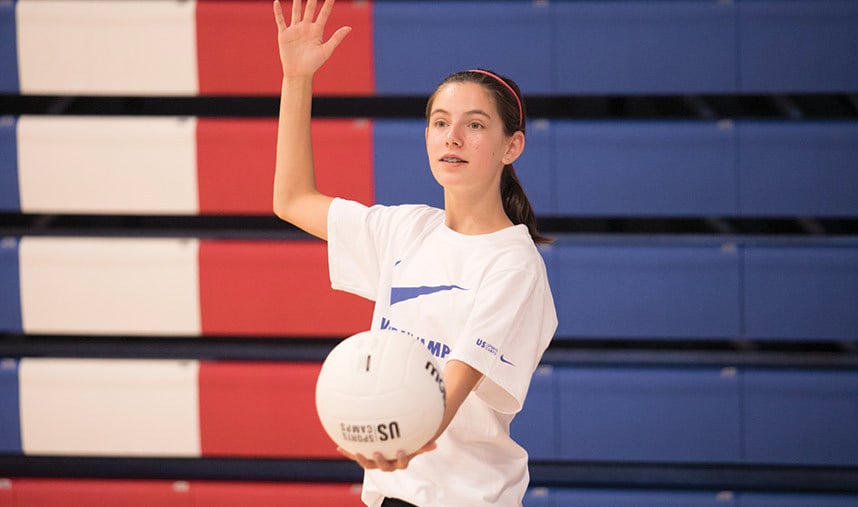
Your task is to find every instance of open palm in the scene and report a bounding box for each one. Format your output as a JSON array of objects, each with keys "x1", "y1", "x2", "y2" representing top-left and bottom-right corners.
[{"x1": 273, "y1": 0, "x2": 351, "y2": 78}]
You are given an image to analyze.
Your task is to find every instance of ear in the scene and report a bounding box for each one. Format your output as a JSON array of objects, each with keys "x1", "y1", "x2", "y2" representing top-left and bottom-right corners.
[{"x1": 502, "y1": 131, "x2": 525, "y2": 165}]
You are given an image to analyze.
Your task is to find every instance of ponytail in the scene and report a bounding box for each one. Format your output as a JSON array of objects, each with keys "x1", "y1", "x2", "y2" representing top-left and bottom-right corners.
[{"x1": 501, "y1": 164, "x2": 552, "y2": 245}]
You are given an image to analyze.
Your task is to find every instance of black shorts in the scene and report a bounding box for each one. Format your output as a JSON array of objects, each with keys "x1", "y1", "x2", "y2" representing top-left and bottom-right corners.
[{"x1": 381, "y1": 497, "x2": 419, "y2": 507}]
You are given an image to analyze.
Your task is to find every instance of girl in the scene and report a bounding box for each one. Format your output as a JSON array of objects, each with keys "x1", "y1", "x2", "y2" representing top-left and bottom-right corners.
[{"x1": 272, "y1": 1, "x2": 557, "y2": 505}]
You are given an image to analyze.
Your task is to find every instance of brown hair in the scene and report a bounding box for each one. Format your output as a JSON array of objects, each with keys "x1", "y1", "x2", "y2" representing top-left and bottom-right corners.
[{"x1": 425, "y1": 69, "x2": 552, "y2": 244}]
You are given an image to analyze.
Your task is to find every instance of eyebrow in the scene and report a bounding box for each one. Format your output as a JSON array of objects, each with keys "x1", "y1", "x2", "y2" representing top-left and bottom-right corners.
[{"x1": 430, "y1": 108, "x2": 492, "y2": 119}]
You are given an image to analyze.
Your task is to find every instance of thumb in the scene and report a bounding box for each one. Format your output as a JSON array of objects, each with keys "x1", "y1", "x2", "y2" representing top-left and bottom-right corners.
[{"x1": 323, "y1": 26, "x2": 352, "y2": 55}]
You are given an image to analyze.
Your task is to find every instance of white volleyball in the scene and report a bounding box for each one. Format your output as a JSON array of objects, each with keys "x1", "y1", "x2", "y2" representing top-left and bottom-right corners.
[{"x1": 315, "y1": 329, "x2": 446, "y2": 460}]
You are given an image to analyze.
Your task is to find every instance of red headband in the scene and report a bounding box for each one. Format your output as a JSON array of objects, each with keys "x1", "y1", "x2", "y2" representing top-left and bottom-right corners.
[{"x1": 468, "y1": 69, "x2": 523, "y2": 129}]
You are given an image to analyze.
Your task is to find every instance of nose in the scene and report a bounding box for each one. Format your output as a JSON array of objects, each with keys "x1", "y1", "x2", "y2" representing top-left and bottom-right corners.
[{"x1": 445, "y1": 126, "x2": 462, "y2": 147}]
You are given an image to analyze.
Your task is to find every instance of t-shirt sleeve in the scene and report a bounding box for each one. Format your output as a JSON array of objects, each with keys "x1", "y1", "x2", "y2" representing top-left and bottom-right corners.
[
  {"x1": 448, "y1": 266, "x2": 557, "y2": 414},
  {"x1": 327, "y1": 198, "x2": 441, "y2": 302},
  {"x1": 327, "y1": 198, "x2": 383, "y2": 300}
]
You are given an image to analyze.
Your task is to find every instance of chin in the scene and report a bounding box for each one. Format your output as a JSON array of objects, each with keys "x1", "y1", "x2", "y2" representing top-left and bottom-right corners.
[{"x1": 430, "y1": 170, "x2": 463, "y2": 189}]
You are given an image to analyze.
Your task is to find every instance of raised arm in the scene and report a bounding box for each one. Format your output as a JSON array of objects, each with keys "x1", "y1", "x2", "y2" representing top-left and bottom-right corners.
[{"x1": 272, "y1": 0, "x2": 351, "y2": 239}]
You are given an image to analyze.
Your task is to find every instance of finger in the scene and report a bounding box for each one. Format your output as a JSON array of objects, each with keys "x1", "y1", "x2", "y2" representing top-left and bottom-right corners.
[
  {"x1": 395, "y1": 450, "x2": 409, "y2": 469},
  {"x1": 290, "y1": 0, "x2": 301, "y2": 26},
  {"x1": 316, "y1": 0, "x2": 336, "y2": 28},
  {"x1": 418, "y1": 441, "x2": 438, "y2": 454},
  {"x1": 304, "y1": 0, "x2": 318, "y2": 22},
  {"x1": 373, "y1": 453, "x2": 397, "y2": 472},
  {"x1": 354, "y1": 453, "x2": 377, "y2": 470},
  {"x1": 339, "y1": 448, "x2": 378, "y2": 470},
  {"x1": 273, "y1": 0, "x2": 286, "y2": 30},
  {"x1": 322, "y1": 25, "x2": 351, "y2": 55}
]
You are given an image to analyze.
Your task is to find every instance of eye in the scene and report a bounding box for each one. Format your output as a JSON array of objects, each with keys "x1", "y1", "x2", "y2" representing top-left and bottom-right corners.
[
  {"x1": 433, "y1": 119, "x2": 448, "y2": 128},
  {"x1": 468, "y1": 122, "x2": 484, "y2": 130}
]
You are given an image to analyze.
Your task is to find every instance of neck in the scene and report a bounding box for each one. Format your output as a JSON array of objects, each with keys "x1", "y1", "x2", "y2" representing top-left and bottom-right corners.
[{"x1": 443, "y1": 190, "x2": 513, "y2": 236}]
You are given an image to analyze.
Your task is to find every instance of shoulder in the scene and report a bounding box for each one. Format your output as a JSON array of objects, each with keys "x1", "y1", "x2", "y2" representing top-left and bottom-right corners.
[
  {"x1": 331, "y1": 198, "x2": 444, "y2": 236},
  {"x1": 333, "y1": 198, "x2": 442, "y2": 225},
  {"x1": 486, "y1": 226, "x2": 550, "y2": 275}
]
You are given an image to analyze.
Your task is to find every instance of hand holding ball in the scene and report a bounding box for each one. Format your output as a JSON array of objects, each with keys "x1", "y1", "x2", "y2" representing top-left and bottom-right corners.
[{"x1": 315, "y1": 329, "x2": 447, "y2": 460}]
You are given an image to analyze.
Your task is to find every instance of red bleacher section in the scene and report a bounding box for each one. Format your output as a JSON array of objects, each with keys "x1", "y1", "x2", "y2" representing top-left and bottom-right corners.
[
  {"x1": 198, "y1": 361, "x2": 337, "y2": 458},
  {"x1": 196, "y1": 119, "x2": 278, "y2": 215},
  {"x1": 198, "y1": 240, "x2": 373, "y2": 336},
  {"x1": 190, "y1": 481, "x2": 363, "y2": 507},
  {"x1": 9, "y1": 479, "x2": 189, "y2": 507},
  {"x1": 4, "y1": 479, "x2": 363, "y2": 507},
  {"x1": 311, "y1": 119, "x2": 374, "y2": 206},
  {"x1": 196, "y1": 0, "x2": 374, "y2": 96},
  {"x1": 196, "y1": 119, "x2": 373, "y2": 215}
]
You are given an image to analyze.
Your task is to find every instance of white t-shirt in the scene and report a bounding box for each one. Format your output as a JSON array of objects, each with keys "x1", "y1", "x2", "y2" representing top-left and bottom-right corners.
[{"x1": 327, "y1": 198, "x2": 558, "y2": 507}]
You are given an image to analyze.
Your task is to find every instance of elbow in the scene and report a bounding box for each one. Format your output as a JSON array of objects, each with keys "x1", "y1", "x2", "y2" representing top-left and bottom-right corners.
[
  {"x1": 272, "y1": 190, "x2": 292, "y2": 222},
  {"x1": 272, "y1": 191, "x2": 308, "y2": 225},
  {"x1": 272, "y1": 198, "x2": 293, "y2": 224}
]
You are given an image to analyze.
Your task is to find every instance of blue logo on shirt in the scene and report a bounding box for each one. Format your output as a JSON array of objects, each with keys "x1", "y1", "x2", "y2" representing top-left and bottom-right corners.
[
  {"x1": 380, "y1": 317, "x2": 451, "y2": 359},
  {"x1": 477, "y1": 338, "x2": 515, "y2": 367},
  {"x1": 390, "y1": 285, "x2": 467, "y2": 305}
]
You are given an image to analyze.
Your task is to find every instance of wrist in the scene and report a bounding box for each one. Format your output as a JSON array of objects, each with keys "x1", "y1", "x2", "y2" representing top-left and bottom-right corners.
[
  {"x1": 281, "y1": 75, "x2": 314, "y2": 95},
  {"x1": 282, "y1": 74, "x2": 314, "y2": 85}
]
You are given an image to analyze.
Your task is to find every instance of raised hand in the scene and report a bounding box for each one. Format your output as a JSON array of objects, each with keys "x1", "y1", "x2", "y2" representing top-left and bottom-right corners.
[{"x1": 273, "y1": 0, "x2": 351, "y2": 78}]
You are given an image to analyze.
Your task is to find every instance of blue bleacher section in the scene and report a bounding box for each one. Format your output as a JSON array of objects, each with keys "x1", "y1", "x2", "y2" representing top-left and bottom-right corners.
[
  {"x1": 0, "y1": 237, "x2": 21, "y2": 334},
  {"x1": 522, "y1": 488, "x2": 736, "y2": 507},
  {"x1": 549, "y1": 240, "x2": 741, "y2": 339},
  {"x1": 512, "y1": 366, "x2": 858, "y2": 466},
  {"x1": 737, "y1": 122, "x2": 858, "y2": 217},
  {"x1": 554, "y1": 121, "x2": 737, "y2": 217},
  {"x1": 375, "y1": 120, "x2": 858, "y2": 218},
  {"x1": 375, "y1": 1, "x2": 858, "y2": 95},
  {"x1": 522, "y1": 488, "x2": 553, "y2": 507},
  {"x1": 738, "y1": 0, "x2": 858, "y2": 93},
  {"x1": 551, "y1": 489, "x2": 735, "y2": 507},
  {"x1": 0, "y1": 358, "x2": 21, "y2": 454},
  {"x1": 523, "y1": 489, "x2": 858, "y2": 507},
  {"x1": 556, "y1": 367, "x2": 741, "y2": 463},
  {"x1": 552, "y1": 1, "x2": 737, "y2": 94},
  {"x1": 511, "y1": 365, "x2": 556, "y2": 461},
  {"x1": 373, "y1": 1, "x2": 552, "y2": 95},
  {"x1": 372, "y1": 120, "x2": 443, "y2": 208},
  {"x1": 544, "y1": 239, "x2": 858, "y2": 341},
  {"x1": 0, "y1": 116, "x2": 18, "y2": 212},
  {"x1": 0, "y1": 0, "x2": 18, "y2": 94},
  {"x1": 743, "y1": 245, "x2": 858, "y2": 341},
  {"x1": 510, "y1": 119, "x2": 553, "y2": 216},
  {"x1": 743, "y1": 369, "x2": 858, "y2": 466},
  {"x1": 737, "y1": 492, "x2": 858, "y2": 507}
]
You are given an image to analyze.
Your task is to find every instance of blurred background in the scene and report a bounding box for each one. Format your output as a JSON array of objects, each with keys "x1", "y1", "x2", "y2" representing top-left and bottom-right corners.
[{"x1": 0, "y1": 0, "x2": 857, "y2": 505}]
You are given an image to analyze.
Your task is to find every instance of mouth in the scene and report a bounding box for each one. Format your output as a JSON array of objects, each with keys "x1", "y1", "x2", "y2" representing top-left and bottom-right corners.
[{"x1": 440, "y1": 156, "x2": 468, "y2": 164}]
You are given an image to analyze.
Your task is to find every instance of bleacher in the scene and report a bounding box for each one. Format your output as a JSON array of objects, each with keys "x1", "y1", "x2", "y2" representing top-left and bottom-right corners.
[{"x1": 1, "y1": 0, "x2": 857, "y2": 505}]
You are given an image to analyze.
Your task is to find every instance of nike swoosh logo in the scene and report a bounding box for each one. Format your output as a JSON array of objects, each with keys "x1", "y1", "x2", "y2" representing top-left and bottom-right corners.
[
  {"x1": 500, "y1": 355, "x2": 515, "y2": 366},
  {"x1": 390, "y1": 285, "x2": 466, "y2": 305}
]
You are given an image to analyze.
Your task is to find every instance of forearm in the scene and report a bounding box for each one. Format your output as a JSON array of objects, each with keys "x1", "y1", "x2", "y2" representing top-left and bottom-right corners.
[
  {"x1": 272, "y1": 77, "x2": 331, "y2": 238},
  {"x1": 273, "y1": 77, "x2": 315, "y2": 213},
  {"x1": 433, "y1": 359, "x2": 484, "y2": 440}
]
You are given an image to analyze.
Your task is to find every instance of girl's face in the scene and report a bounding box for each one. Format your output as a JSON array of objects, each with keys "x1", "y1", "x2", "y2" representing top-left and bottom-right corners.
[{"x1": 425, "y1": 82, "x2": 523, "y2": 198}]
